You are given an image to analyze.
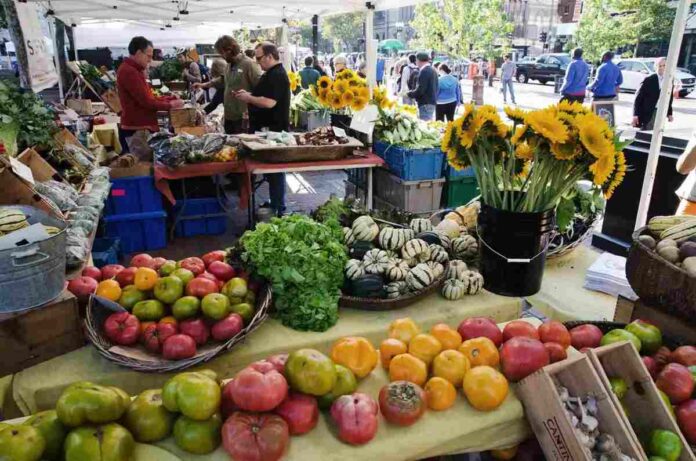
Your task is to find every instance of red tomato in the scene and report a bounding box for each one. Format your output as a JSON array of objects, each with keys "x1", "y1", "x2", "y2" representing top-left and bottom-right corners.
[
  {"x1": 186, "y1": 278, "x2": 219, "y2": 297},
  {"x1": 656, "y1": 363, "x2": 695, "y2": 404},
  {"x1": 161, "y1": 334, "x2": 197, "y2": 360},
  {"x1": 103, "y1": 312, "x2": 140, "y2": 345},
  {"x1": 642, "y1": 356, "x2": 659, "y2": 379},
  {"x1": 222, "y1": 412, "x2": 289, "y2": 461},
  {"x1": 274, "y1": 392, "x2": 319, "y2": 435},
  {"x1": 538, "y1": 321, "x2": 571, "y2": 348},
  {"x1": 653, "y1": 346, "x2": 672, "y2": 367},
  {"x1": 500, "y1": 337, "x2": 549, "y2": 382},
  {"x1": 142, "y1": 322, "x2": 178, "y2": 353},
  {"x1": 179, "y1": 318, "x2": 210, "y2": 346},
  {"x1": 671, "y1": 346, "x2": 696, "y2": 367},
  {"x1": 221, "y1": 379, "x2": 239, "y2": 419},
  {"x1": 229, "y1": 367, "x2": 288, "y2": 412},
  {"x1": 330, "y1": 393, "x2": 379, "y2": 445},
  {"x1": 569, "y1": 324, "x2": 603, "y2": 349},
  {"x1": 267, "y1": 354, "x2": 289, "y2": 374},
  {"x1": 378, "y1": 381, "x2": 426, "y2": 427},
  {"x1": 502, "y1": 321, "x2": 540, "y2": 342},
  {"x1": 457, "y1": 317, "x2": 503, "y2": 347},
  {"x1": 543, "y1": 342, "x2": 567, "y2": 363},
  {"x1": 202, "y1": 250, "x2": 227, "y2": 268},
  {"x1": 676, "y1": 399, "x2": 696, "y2": 445},
  {"x1": 178, "y1": 257, "x2": 206, "y2": 276}
]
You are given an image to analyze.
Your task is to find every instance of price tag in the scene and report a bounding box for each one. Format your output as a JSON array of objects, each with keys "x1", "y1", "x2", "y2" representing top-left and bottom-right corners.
[
  {"x1": 9, "y1": 156, "x2": 34, "y2": 185},
  {"x1": 350, "y1": 105, "x2": 378, "y2": 135},
  {"x1": 332, "y1": 126, "x2": 348, "y2": 138}
]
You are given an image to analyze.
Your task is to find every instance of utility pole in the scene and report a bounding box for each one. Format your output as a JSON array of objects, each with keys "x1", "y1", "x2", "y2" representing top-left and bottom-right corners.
[{"x1": 0, "y1": 0, "x2": 31, "y2": 88}]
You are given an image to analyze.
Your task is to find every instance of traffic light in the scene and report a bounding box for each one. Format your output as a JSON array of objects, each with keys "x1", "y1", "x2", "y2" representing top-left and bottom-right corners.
[{"x1": 539, "y1": 31, "x2": 547, "y2": 43}]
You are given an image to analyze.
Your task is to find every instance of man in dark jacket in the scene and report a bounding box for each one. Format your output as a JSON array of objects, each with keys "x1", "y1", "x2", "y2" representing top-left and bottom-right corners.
[
  {"x1": 633, "y1": 57, "x2": 674, "y2": 130},
  {"x1": 407, "y1": 52, "x2": 439, "y2": 121}
]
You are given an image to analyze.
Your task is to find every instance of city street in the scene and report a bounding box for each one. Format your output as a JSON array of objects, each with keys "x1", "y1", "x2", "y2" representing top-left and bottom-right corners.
[{"x1": 458, "y1": 79, "x2": 696, "y2": 140}]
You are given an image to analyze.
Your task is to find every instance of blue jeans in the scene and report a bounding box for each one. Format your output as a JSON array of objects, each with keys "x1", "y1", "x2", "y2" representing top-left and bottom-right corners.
[
  {"x1": 501, "y1": 79, "x2": 516, "y2": 103},
  {"x1": 418, "y1": 104, "x2": 436, "y2": 121},
  {"x1": 265, "y1": 173, "x2": 286, "y2": 214}
]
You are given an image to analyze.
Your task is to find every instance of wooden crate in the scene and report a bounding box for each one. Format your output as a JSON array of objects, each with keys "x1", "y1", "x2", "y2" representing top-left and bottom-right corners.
[
  {"x1": 169, "y1": 107, "x2": 198, "y2": 128},
  {"x1": 66, "y1": 98, "x2": 93, "y2": 116},
  {"x1": 588, "y1": 342, "x2": 695, "y2": 461},
  {"x1": 517, "y1": 354, "x2": 643, "y2": 461},
  {"x1": 614, "y1": 296, "x2": 696, "y2": 344},
  {"x1": 17, "y1": 148, "x2": 69, "y2": 184},
  {"x1": 0, "y1": 290, "x2": 84, "y2": 376}
]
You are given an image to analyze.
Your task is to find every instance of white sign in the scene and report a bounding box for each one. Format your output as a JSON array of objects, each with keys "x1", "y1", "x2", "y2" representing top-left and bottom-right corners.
[
  {"x1": 9, "y1": 156, "x2": 35, "y2": 185},
  {"x1": 14, "y1": 1, "x2": 59, "y2": 92},
  {"x1": 350, "y1": 105, "x2": 379, "y2": 135}
]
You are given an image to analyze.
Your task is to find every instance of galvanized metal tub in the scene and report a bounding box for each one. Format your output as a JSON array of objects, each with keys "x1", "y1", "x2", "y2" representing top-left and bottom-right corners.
[{"x1": 0, "y1": 206, "x2": 67, "y2": 313}]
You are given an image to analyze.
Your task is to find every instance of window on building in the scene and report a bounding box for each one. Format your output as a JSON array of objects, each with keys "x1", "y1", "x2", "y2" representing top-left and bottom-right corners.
[{"x1": 563, "y1": 5, "x2": 570, "y2": 15}]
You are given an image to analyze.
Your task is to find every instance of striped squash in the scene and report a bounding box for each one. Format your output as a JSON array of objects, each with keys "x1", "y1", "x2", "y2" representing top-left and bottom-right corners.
[
  {"x1": 378, "y1": 227, "x2": 407, "y2": 251},
  {"x1": 345, "y1": 259, "x2": 365, "y2": 280},
  {"x1": 385, "y1": 281, "x2": 409, "y2": 299},
  {"x1": 442, "y1": 279, "x2": 467, "y2": 300},
  {"x1": 446, "y1": 260, "x2": 469, "y2": 280},
  {"x1": 452, "y1": 235, "x2": 479, "y2": 260},
  {"x1": 352, "y1": 215, "x2": 379, "y2": 241},
  {"x1": 426, "y1": 261, "x2": 444, "y2": 279},
  {"x1": 386, "y1": 260, "x2": 410, "y2": 282},
  {"x1": 406, "y1": 263, "x2": 434, "y2": 291},
  {"x1": 409, "y1": 218, "x2": 433, "y2": 233},
  {"x1": 660, "y1": 220, "x2": 696, "y2": 243},
  {"x1": 343, "y1": 227, "x2": 356, "y2": 246},
  {"x1": 401, "y1": 239, "x2": 431, "y2": 263},
  {"x1": 436, "y1": 232, "x2": 452, "y2": 251},
  {"x1": 402, "y1": 229, "x2": 416, "y2": 241},
  {"x1": 363, "y1": 249, "x2": 391, "y2": 275},
  {"x1": 429, "y1": 245, "x2": 449, "y2": 264},
  {"x1": 0, "y1": 208, "x2": 29, "y2": 234},
  {"x1": 458, "y1": 270, "x2": 484, "y2": 295}
]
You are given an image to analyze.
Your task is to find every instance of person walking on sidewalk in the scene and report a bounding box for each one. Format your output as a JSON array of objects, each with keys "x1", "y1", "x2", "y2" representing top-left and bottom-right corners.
[
  {"x1": 500, "y1": 54, "x2": 517, "y2": 105},
  {"x1": 299, "y1": 56, "x2": 321, "y2": 90},
  {"x1": 560, "y1": 48, "x2": 590, "y2": 104},
  {"x1": 632, "y1": 57, "x2": 674, "y2": 130},
  {"x1": 407, "y1": 52, "x2": 439, "y2": 121},
  {"x1": 436, "y1": 64, "x2": 461, "y2": 122},
  {"x1": 589, "y1": 51, "x2": 622, "y2": 101},
  {"x1": 399, "y1": 54, "x2": 418, "y2": 105}
]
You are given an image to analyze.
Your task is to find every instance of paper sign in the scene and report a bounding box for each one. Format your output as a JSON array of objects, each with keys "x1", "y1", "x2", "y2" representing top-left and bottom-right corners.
[
  {"x1": 350, "y1": 105, "x2": 379, "y2": 135},
  {"x1": 9, "y1": 156, "x2": 35, "y2": 185},
  {"x1": 0, "y1": 223, "x2": 51, "y2": 251},
  {"x1": 332, "y1": 127, "x2": 348, "y2": 138},
  {"x1": 151, "y1": 79, "x2": 162, "y2": 86}
]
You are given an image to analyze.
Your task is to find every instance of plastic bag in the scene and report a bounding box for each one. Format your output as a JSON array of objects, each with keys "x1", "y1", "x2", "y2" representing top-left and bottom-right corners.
[
  {"x1": 35, "y1": 180, "x2": 78, "y2": 212},
  {"x1": 186, "y1": 133, "x2": 227, "y2": 163},
  {"x1": 67, "y1": 226, "x2": 89, "y2": 241},
  {"x1": 149, "y1": 132, "x2": 189, "y2": 168},
  {"x1": 71, "y1": 219, "x2": 95, "y2": 234},
  {"x1": 72, "y1": 205, "x2": 100, "y2": 221},
  {"x1": 66, "y1": 244, "x2": 89, "y2": 268},
  {"x1": 63, "y1": 143, "x2": 95, "y2": 171}
]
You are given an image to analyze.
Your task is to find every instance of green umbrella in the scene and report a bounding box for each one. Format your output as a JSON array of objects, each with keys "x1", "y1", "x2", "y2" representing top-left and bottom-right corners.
[{"x1": 378, "y1": 39, "x2": 405, "y2": 51}]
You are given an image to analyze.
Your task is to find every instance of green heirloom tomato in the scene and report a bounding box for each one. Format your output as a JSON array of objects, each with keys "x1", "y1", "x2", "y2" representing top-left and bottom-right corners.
[
  {"x1": 318, "y1": 364, "x2": 358, "y2": 409},
  {"x1": 0, "y1": 425, "x2": 45, "y2": 461},
  {"x1": 625, "y1": 320, "x2": 662, "y2": 355},
  {"x1": 172, "y1": 413, "x2": 222, "y2": 454},
  {"x1": 132, "y1": 300, "x2": 166, "y2": 322},
  {"x1": 229, "y1": 302, "x2": 254, "y2": 323},
  {"x1": 600, "y1": 329, "x2": 642, "y2": 353},
  {"x1": 285, "y1": 349, "x2": 337, "y2": 396},
  {"x1": 171, "y1": 296, "x2": 200, "y2": 320},
  {"x1": 64, "y1": 423, "x2": 134, "y2": 461},
  {"x1": 162, "y1": 371, "x2": 221, "y2": 421},
  {"x1": 658, "y1": 390, "x2": 675, "y2": 417},
  {"x1": 648, "y1": 429, "x2": 682, "y2": 461},
  {"x1": 25, "y1": 410, "x2": 67, "y2": 460},
  {"x1": 609, "y1": 377, "x2": 628, "y2": 400},
  {"x1": 117, "y1": 285, "x2": 147, "y2": 311},
  {"x1": 123, "y1": 389, "x2": 175, "y2": 443},
  {"x1": 56, "y1": 382, "x2": 130, "y2": 427}
]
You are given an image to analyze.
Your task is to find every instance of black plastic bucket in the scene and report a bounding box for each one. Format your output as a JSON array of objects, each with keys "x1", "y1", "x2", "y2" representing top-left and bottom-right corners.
[{"x1": 478, "y1": 202, "x2": 556, "y2": 297}]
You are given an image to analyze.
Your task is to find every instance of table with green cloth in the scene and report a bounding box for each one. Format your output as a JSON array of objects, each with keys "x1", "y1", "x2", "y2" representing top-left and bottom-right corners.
[{"x1": 526, "y1": 246, "x2": 617, "y2": 322}]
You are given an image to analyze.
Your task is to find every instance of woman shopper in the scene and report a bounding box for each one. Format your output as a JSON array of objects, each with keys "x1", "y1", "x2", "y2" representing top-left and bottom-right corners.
[
  {"x1": 436, "y1": 64, "x2": 461, "y2": 122},
  {"x1": 676, "y1": 134, "x2": 696, "y2": 215}
]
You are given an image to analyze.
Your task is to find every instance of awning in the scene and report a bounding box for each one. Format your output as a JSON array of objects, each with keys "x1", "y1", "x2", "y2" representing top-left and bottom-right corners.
[{"x1": 554, "y1": 22, "x2": 578, "y2": 36}]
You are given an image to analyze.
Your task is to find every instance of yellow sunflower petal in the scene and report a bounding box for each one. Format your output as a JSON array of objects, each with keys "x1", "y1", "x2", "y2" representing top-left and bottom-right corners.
[
  {"x1": 589, "y1": 152, "x2": 616, "y2": 186},
  {"x1": 524, "y1": 108, "x2": 569, "y2": 144},
  {"x1": 515, "y1": 142, "x2": 534, "y2": 161}
]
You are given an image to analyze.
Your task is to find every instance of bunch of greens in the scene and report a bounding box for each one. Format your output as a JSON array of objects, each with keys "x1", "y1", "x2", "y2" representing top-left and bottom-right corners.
[
  {"x1": 240, "y1": 215, "x2": 348, "y2": 332},
  {"x1": 77, "y1": 63, "x2": 112, "y2": 94},
  {"x1": 0, "y1": 78, "x2": 56, "y2": 155},
  {"x1": 556, "y1": 184, "x2": 605, "y2": 233},
  {"x1": 151, "y1": 59, "x2": 184, "y2": 82},
  {"x1": 311, "y1": 196, "x2": 352, "y2": 227}
]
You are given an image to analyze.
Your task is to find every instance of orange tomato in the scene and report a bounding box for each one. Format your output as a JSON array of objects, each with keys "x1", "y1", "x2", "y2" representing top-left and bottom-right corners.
[
  {"x1": 134, "y1": 267, "x2": 158, "y2": 291},
  {"x1": 96, "y1": 279, "x2": 122, "y2": 301},
  {"x1": 430, "y1": 323, "x2": 462, "y2": 350},
  {"x1": 432, "y1": 349, "x2": 470, "y2": 387},
  {"x1": 538, "y1": 321, "x2": 571, "y2": 348},
  {"x1": 380, "y1": 338, "x2": 408, "y2": 369},
  {"x1": 490, "y1": 446, "x2": 518, "y2": 460},
  {"x1": 330, "y1": 336, "x2": 378, "y2": 379},
  {"x1": 462, "y1": 366, "x2": 509, "y2": 411},
  {"x1": 388, "y1": 317, "x2": 421, "y2": 344},
  {"x1": 159, "y1": 316, "x2": 177, "y2": 326},
  {"x1": 458, "y1": 337, "x2": 500, "y2": 368},
  {"x1": 139, "y1": 321, "x2": 155, "y2": 337},
  {"x1": 389, "y1": 353, "x2": 428, "y2": 387},
  {"x1": 424, "y1": 377, "x2": 457, "y2": 411},
  {"x1": 408, "y1": 333, "x2": 442, "y2": 365}
]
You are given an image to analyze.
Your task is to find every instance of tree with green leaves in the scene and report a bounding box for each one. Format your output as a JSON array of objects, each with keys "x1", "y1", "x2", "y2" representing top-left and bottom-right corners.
[
  {"x1": 410, "y1": 0, "x2": 513, "y2": 58},
  {"x1": 321, "y1": 12, "x2": 365, "y2": 53},
  {"x1": 0, "y1": 2, "x2": 7, "y2": 29}
]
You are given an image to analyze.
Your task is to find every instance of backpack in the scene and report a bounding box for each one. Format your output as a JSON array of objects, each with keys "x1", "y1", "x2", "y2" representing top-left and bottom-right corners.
[
  {"x1": 407, "y1": 64, "x2": 420, "y2": 91},
  {"x1": 197, "y1": 62, "x2": 210, "y2": 82}
]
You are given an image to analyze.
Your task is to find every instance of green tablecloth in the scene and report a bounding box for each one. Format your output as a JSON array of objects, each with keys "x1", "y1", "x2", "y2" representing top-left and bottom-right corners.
[{"x1": 8, "y1": 291, "x2": 522, "y2": 417}]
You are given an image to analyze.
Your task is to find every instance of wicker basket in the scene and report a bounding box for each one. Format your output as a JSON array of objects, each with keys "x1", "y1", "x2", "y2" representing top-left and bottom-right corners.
[
  {"x1": 339, "y1": 270, "x2": 447, "y2": 311},
  {"x1": 563, "y1": 320, "x2": 688, "y2": 350},
  {"x1": 626, "y1": 227, "x2": 696, "y2": 324},
  {"x1": 85, "y1": 286, "x2": 271, "y2": 373}
]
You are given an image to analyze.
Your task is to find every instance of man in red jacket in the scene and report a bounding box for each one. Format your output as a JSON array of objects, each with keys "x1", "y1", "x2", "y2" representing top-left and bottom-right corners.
[{"x1": 117, "y1": 36, "x2": 183, "y2": 149}]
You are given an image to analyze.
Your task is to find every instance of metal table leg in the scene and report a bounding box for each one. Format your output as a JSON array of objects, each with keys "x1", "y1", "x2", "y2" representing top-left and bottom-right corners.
[{"x1": 367, "y1": 167, "x2": 374, "y2": 210}]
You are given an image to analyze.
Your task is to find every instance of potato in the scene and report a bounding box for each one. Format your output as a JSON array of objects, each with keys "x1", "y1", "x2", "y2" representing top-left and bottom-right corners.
[
  {"x1": 679, "y1": 242, "x2": 696, "y2": 261},
  {"x1": 656, "y1": 239, "x2": 678, "y2": 252},
  {"x1": 657, "y1": 245, "x2": 680, "y2": 264},
  {"x1": 638, "y1": 235, "x2": 656, "y2": 249},
  {"x1": 683, "y1": 257, "x2": 696, "y2": 278}
]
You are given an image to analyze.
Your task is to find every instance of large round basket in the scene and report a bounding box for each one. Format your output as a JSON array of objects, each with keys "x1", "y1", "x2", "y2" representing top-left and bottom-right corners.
[
  {"x1": 339, "y1": 270, "x2": 446, "y2": 311},
  {"x1": 626, "y1": 227, "x2": 696, "y2": 323},
  {"x1": 85, "y1": 286, "x2": 272, "y2": 373},
  {"x1": 563, "y1": 320, "x2": 688, "y2": 349}
]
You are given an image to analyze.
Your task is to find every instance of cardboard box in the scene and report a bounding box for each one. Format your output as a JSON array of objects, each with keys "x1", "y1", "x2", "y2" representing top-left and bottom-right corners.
[
  {"x1": 0, "y1": 290, "x2": 84, "y2": 376},
  {"x1": 100, "y1": 88, "x2": 122, "y2": 114},
  {"x1": 517, "y1": 354, "x2": 643, "y2": 461},
  {"x1": 0, "y1": 165, "x2": 65, "y2": 219},
  {"x1": 66, "y1": 98, "x2": 93, "y2": 116},
  {"x1": 170, "y1": 107, "x2": 198, "y2": 128},
  {"x1": 588, "y1": 342, "x2": 694, "y2": 461},
  {"x1": 17, "y1": 148, "x2": 70, "y2": 184},
  {"x1": 175, "y1": 126, "x2": 206, "y2": 137},
  {"x1": 109, "y1": 161, "x2": 153, "y2": 179}
]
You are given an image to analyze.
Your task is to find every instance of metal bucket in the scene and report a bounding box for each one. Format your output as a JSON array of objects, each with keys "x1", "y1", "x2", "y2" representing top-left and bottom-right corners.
[{"x1": 0, "y1": 206, "x2": 67, "y2": 313}]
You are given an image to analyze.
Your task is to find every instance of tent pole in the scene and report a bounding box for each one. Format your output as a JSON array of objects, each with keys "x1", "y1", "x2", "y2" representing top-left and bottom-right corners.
[
  {"x1": 634, "y1": 0, "x2": 690, "y2": 230},
  {"x1": 312, "y1": 15, "x2": 318, "y2": 57},
  {"x1": 48, "y1": 17, "x2": 65, "y2": 102},
  {"x1": 72, "y1": 25, "x2": 82, "y2": 98},
  {"x1": 365, "y1": 2, "x2": 376, "y2": 89},
  {"x1": 280, "y1": 9, "x2": 291, "y2": 71}
]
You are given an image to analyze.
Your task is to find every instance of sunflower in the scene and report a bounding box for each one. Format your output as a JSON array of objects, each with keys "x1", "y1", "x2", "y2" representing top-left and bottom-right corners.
[
  {"x1": 318, "y1": 76, "x2": 332, "y2": 90},
  {"x1": 516, "y1": 160, "x2": 533, "y2": 179},
  {"x1": 330, "y1": 92, "x2": 345, "y2": 110},
  {"x1": 441, "y1": 123, "x2": 454, "y2": 152},
  {"x1": 604, "y1": 151, "x2": 626, "y2": 199},
  {"x1": 515, "y1": 142, "x2": 534, "y2": 161},
  {"x1": 357, "y1": 86, "x2": 370, "y2": 100},
  {"x1": 576, "y1": 114, "x2": 614, "y2": 158},
  {"x1": 496, "y1": 121, "x2": 510, "y2": 137},
  {"x1": 524, "y1": 108, "x2": 569, "y2": 144},
  {"x1": 589, "y1": 152, "x2": 616, "y2": 186},
  {"x1": 511, "y1": 125, "x2": 527, "y2": 145},
  {"x1": 351, "y1": 96, "x2": 368, "y2": 111},
  {"x1": 504, "y1": 106, "x2": 527, "y2": 123},
  {"x1": 550, "y1": 140, "x2": 579, "y2": 160},
  {"x1": 341, "y1": 90, "x2": 355, "y2": 106},
  {"x1": 333, "y1": 80, "x2": 349, "y2": 95}
]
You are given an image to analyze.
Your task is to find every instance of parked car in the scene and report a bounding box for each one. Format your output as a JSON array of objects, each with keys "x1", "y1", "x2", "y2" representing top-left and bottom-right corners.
[
  {"x1": 515, "y1": 53, "x2": 571, "y2": 84},
  {"x1": 617, "y1": 58, "x2": 695, "y2": 97}
]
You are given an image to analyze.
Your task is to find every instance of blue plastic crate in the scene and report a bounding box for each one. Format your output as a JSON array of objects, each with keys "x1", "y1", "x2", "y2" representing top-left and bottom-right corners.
[
  {"x1": 173, "y1": 197, "x2": 227, "y2": 238},
  {"x1": 103, "y1": 211, "x2": 167, "y2": 254},
  {"x1": 445, "y1": 165, "x2": 476, "y2": 179},
  {"x1": 105, "y1": 176, "x2": 163, "y2": 215},
  {"x1": 381, "y1": 145, "x2": 444, "y2": 181},
  {"x1": 91, "y1": 237, "x2": 121, "y2": 268},
  {"x1": 373, "y1": 140, "x2": 389, "y2": 158}
]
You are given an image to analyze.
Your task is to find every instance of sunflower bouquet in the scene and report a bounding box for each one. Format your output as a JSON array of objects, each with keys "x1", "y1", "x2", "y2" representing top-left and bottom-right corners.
[
  {"x1": 287, "y1": 71, "x2": 300, "y2": 93},
  {"x1": 441, "y1": 101, "x2": 628, "y2": 213},
  {"x1": 312, "y1": 69, "x2": 370, "y2": 113}
]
